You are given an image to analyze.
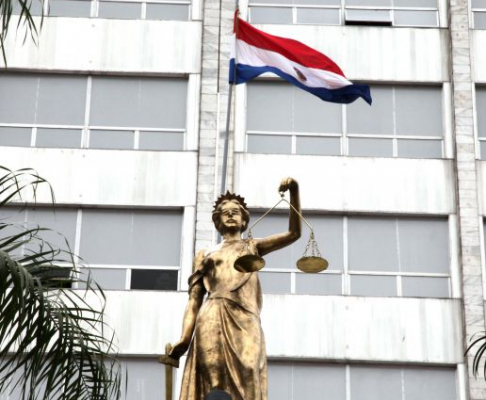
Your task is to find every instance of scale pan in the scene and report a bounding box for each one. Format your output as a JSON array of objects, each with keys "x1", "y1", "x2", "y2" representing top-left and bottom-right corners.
[
  {"x1": 296, "y1": 256, "x2": 328, "y2": 273},
  {"x1": 234, "y1": 255, "x2": 266, "y2": 273}
]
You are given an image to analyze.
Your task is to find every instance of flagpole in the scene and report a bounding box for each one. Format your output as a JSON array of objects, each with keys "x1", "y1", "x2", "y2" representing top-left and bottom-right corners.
[{"x1": 220, "y1": 7, "x2": 239, "y2": 195}]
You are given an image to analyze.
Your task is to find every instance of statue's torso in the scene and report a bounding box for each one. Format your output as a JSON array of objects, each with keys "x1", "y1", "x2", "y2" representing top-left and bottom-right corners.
[{"x1": 202, "y1": 240, "x2": 249, "y2": 293}]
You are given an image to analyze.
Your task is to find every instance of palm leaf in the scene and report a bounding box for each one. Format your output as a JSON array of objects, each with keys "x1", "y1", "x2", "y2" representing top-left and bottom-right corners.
[
  {"x1": 466, "y1": 332, "x2": 486, "y2": 381},
  {"x1": 0, "y1": 166, "x2": 121, "y2": 400},
  {"x1": 0, "y1": 0, "x2": 44, "y2": 65}
]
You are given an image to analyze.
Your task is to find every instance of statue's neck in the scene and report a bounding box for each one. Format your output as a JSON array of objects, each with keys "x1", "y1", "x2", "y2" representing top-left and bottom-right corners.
[{"x1": 222, "y1": 231, "x2": 242, "y2": 242}]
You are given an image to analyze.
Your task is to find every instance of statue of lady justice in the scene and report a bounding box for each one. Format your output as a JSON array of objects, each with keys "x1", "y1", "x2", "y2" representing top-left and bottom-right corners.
[{"x1": 168, "y1": 177, "x2": 301, "y2": 400}]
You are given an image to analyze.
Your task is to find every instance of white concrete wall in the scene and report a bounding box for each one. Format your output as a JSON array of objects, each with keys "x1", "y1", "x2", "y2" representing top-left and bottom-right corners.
[
  {"x1": 100, "y1": 291, "x2": 463, "y2": 365},
  {"x1": 252, "y1": 25, "x2": 449, "y2": 82},
  {"x1": 1, "y1": 17, "x2": 202, "y2": 74},
  {"x1": 234, "y1": 154, "x2": 455, "y2": 214},
  {"x1": 1, "y1": 147, "x2": 198, "y2": 206}
]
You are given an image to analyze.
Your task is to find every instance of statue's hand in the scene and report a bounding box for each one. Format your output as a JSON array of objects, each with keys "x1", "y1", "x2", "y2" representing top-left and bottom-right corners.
[
  {"x1": 278, "y1": 177, "x2": 299, "y2": 193},
  {"x1": 169, "y1": 339, "x2": 190, "y2": 360}
]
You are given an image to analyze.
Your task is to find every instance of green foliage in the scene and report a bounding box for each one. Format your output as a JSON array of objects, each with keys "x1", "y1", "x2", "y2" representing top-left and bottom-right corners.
[
  {"x1": 0, "y1": 166, "x2": 121, "y2": 400},
  {"x1": 467, "y1": 333, "x2": 486, "y2": 381},
  {"x1": 0, "y1": 0, "x2": 45, "y2": 65}
]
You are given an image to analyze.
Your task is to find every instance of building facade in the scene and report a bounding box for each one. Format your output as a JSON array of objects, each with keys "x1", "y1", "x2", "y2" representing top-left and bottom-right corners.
[{"x1": 1, "y1": 0, "x2": 486, "y2": 398}]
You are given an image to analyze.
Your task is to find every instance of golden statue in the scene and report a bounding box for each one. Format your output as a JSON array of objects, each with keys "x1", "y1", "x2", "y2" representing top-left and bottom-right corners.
[{"x1": 168, "y1": 178, "x2": 301, "y2": 400}]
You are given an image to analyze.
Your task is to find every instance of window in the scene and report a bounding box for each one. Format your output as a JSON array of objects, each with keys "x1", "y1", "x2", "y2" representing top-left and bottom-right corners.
[
  {"x1": 251, "y1": 212, "x2": 450, "y2": 298},
  {"x1": 14, "y1": 0, "x2": 191, "y2": 20},
  {"x1": 248, "y1": 0, "x2": 439, "y2": 27},
  {"x1": 0, "y1": 73, "x2": 187, "y2": 151},
  {"x1": 477, "y1": 87, "x2": 486, "y2": 158},
  {"x1": 267, "y1": 362, "x2": 457, "y2": 400},
  {"x1": 246, "y1": 81, "x2": 444, "y2": 159},
  {"x1": 0, "y1": 207, "x2": 183, "y2": 291},
  {"x1": 472, "y1": 0, "x2": 486, "y2": 29},
  {"x1": 118, "y1": 358, "x2": 166, "y2": 400}
]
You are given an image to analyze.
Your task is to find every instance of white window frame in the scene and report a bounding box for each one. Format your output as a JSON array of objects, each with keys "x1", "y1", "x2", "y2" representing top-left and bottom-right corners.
[
  {"x1": 3, "y1": 204, "x2": 190, "y2": 291},
  {"x1": 0, "y1": 73, "x2": 192, "y2": 152},
  {"x1": 255, "y1": 214, "x2": 453, "y2": 298},
  {"x1": 245, "y1": 1, "x2": 441, "y2": 28},
  {"x1": 239, "y1": 79, "x2": 448, "y2": 159}
]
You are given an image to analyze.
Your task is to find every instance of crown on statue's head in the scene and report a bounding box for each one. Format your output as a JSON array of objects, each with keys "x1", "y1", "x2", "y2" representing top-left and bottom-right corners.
[{"x1": 213, "y1": 191, "x2": 248, "y2": 211}]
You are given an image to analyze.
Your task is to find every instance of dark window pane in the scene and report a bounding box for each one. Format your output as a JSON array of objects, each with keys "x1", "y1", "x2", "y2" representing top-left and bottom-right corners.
[{"x1": 131, "y1": 269, "x2": 178, "y2": 291}]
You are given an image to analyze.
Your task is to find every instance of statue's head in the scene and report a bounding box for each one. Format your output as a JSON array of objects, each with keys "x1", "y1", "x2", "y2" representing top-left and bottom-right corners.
[{"x1": 212, "y1": 191, "x2": 250, "y2": 235}]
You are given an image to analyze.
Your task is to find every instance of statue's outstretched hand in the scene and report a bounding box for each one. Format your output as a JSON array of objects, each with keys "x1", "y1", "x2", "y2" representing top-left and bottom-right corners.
[
  {"x1": 278, "y1": 177, "x2": 299, "y2": 193},
  {"x1": 169, "y1": 339, "x2": 190, "y2": 360}
]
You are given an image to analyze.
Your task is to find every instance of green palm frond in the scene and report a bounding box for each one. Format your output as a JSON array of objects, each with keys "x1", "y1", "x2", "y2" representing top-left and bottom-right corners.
[
  {"x1": 0, "y1": 166, "x2": 121, "y2": 400},
  {"x1": 0, "y1": 0, "x2": 44, "y2": 65},
  {"x1": 467, "y1": 333, "x2": 486, "y2": 381}
]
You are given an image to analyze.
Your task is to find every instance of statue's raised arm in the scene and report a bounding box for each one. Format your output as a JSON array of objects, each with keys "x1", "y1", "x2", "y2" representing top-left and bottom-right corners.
[{"x1": 254, "y1": 177, "x2": 302, "y2": 256}]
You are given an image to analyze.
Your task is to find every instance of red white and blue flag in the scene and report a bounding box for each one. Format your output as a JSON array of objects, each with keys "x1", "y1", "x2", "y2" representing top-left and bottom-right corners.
[{"x1": 229, "y1": 15, "x2": 372, "y2": 105}]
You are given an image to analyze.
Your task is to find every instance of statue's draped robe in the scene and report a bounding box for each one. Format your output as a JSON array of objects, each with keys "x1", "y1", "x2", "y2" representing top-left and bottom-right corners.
[{"x1": 179, "y1": 243, "x2": 268, "y2": 400}]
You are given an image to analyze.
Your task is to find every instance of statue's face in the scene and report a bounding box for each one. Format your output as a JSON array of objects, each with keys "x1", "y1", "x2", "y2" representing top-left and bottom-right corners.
[{"x1": 219, "y1": 200, "x2": 245, "y2": 233}]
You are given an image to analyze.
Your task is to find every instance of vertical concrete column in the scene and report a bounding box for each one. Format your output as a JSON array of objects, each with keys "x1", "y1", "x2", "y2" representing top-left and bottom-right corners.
[
  {"x1": 194, "y1": 0, "x2": 236, "y2": 253},
  {"x1": 450, "y1": 1, "x2": 486, "y2": 398}
]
